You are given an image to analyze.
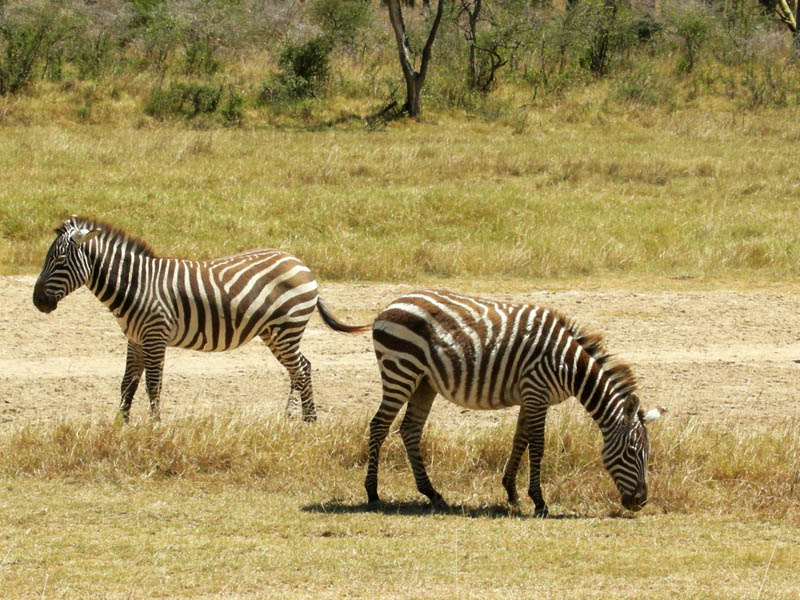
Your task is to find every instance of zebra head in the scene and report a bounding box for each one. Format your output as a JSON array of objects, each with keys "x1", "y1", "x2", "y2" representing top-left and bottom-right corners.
[
  {"x1": 33, "y1": 217, "x2": 101, "y2": 314},
  {"x1": 602, "y1": 394, "x2": 663, "y2": 512}
]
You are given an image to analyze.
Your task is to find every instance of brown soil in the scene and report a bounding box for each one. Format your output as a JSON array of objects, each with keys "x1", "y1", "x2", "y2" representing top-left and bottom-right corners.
[{"x1": 2, "y1": 276, "x2": 799, "y2": 432}]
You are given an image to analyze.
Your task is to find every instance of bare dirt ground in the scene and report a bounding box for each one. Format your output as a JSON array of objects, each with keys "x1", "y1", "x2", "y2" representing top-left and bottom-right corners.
[{"x1": 2, "y1": 275, "x2": 799, "y2": 432}]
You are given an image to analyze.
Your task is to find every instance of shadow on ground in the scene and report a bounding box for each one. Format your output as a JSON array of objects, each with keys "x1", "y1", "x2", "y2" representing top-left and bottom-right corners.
[{"x1": 300, "y1": 499, "x2": 610, "y2": 520}]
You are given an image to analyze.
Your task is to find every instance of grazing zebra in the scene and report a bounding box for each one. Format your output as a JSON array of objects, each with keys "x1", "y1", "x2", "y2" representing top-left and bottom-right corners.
[
  {"x1": 32, "y1": 216, "x2": 369, "y2": 422},
  {"x1": 366, "y1": 289, "x2": 663, "y2": 516}
]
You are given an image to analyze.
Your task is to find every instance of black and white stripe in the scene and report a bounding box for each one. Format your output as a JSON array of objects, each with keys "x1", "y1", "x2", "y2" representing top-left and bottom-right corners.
[
  {"x1": 365, "y1": 289, "x2": 662, "y2": 515},
  {"x1": 33, "y1": 216, "x2": 369, "y2": 421}
]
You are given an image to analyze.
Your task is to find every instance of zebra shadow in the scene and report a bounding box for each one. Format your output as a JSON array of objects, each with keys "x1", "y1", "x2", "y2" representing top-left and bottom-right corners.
[{"x1": 300, "y1": 500, "x2": 602, "y2": 520}]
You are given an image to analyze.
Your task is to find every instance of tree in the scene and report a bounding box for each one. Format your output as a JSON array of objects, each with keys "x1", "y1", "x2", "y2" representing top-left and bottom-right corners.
[
  {"x1": 772, "y1": 0, "x2": 798, "y2": 35},
  {"x1": 385, "y1": 0, "x2": 445, "y2": 117},
  {"x1": 456, "y1": 0, "x2": 529, "y2": 92}
]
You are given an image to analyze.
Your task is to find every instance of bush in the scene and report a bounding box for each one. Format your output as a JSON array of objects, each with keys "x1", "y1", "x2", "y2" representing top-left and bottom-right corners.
[
  {"x1": 279, "y1": 35, "x2": 332, "y2": 98},
  {"x1": 144, "y1": 81, "x2": 222, "y2": 120},
  {"x1": 0, "y1": 2, "x2": 69, "y2": 95},
  {"x1": 308, "y1": 0, "x2": 372, "y2": 51},
  {"x1": 220, "y1": 87, "x2": 244, "y2": 126},
  {"x1": 71, "y1": 32, "x2": 114, "y2": 80},
  {"x1": 183, "y1": 40, "x2": 219, "y2": 76},
  {"x1": 613, "y1": 65, "x2": 675, "y2": 106},
  {"x1": 665, "y1": 1, "x2": 713, "y2": 73},
  {"x1": 521, "y1": 10, "x2": 591, "y2": 101},
  {"x1": 129, "y1": 1, "x2": 179, "y2": 75},
  {"x1": 258, "y1": 35, "x2": 333, "y2": 103},
  {"x1": 575, "y1": 0, "x2": 638, "y2": 77}
]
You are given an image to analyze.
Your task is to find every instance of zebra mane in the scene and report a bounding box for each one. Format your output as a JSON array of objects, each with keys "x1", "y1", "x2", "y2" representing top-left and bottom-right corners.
[
  {"x1": 560, "y1": 312, "x2": 638, "y2": 397},
  {"x1": 61, "y1": 217, "x2": 157, "y2": 258}
]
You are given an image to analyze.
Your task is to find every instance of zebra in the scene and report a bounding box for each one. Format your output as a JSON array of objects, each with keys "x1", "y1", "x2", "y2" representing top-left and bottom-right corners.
[
  {"x1": 32, "y1": 215, "x2": 370, "y2": 422},
  {"x1": 365, "y1": 289, "x2": 663, "y2": 516}
]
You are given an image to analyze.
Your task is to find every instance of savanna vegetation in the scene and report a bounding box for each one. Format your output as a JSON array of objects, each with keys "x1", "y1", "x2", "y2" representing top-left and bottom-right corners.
[
  {"x1": 1, "y1": 411, "x2": 799, "y2": 598},
  {"x1": 2, "y1": 1, "x2": 800, "y2": 598},
  {"x1": 2, "y1": 0, "x2": 800, "y2": 281}
]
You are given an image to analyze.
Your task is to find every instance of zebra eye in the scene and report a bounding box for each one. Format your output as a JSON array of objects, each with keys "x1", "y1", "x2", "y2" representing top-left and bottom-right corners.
[{"x1": 53, "y1": 254, "x2": 66, "y2": 265}]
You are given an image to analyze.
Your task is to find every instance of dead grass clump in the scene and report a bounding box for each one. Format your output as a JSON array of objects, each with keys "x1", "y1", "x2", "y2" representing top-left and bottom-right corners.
[
  {"x1": 649, "y1": 418, "x2": 800, "y2": 522},
  {"x1": 1, "y1": 411, "x2": 797, "y2": 521}
]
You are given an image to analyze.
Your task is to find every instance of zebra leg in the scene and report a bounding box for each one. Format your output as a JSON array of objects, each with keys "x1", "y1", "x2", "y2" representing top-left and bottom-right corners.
[
  {"x1": 262, "y1": 333, "x2": 316, "y2": 422},
  {"x1": 399, "y1": 380, "x2": 445, "y2": 507},
  {"x1": 119, "y1": 341, "x2": 145, "y2": 423},
  {"x1": 365, "y1": 367, "x2": 416, "y2": 504},
  {"x1": 143, "y1": 340, "x2": 167, "y2": 421},
  {"x1": 292, "y1": 353, "x2": 315, "y2": 422},
  {"x1": 501, "y1": 406, "x2": 528, "y2": 506},
  {"x1": 365, "y1": 397, "x2": 404, "y2": 505},
  {"x1": 524, "y1": 401, "x2": 550, "y2": 518}
]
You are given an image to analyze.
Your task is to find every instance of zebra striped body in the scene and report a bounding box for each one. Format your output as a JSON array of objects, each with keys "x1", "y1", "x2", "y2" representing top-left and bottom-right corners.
[
  {"x1": 366, "y1": 289, "x2": 662, "y2": 516},
  {"x1": 33, "y1": 216, "x2": 368, "y2": 421}
]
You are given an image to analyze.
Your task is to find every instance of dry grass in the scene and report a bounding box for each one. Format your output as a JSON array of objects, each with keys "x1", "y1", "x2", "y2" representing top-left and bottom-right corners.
[
  {"x1": 2, "y1": 410, "x2": 798, "y2": 522},
  {"x1": 0, "y1": 410, "x2": 798, "y2": 598}
]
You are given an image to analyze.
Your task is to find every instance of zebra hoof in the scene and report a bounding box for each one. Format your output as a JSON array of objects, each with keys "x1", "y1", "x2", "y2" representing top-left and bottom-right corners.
[
  {"x1": 534, "y1": 505, "x2": 549, "y2": 519},
  {"x1": 430, "y1": 495, "x2": 450, "y2": 512},
  {"x1": 366, "y1": 489, "x2": 380, "y2": 506},
  {"x1": 507, "y1": 499, "x2": 522, "y2": 515}
]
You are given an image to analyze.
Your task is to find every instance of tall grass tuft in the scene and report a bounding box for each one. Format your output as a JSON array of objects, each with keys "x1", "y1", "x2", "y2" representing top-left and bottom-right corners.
[{"x1": 2, "y1": 411, "x2": 797, "y2": 521}]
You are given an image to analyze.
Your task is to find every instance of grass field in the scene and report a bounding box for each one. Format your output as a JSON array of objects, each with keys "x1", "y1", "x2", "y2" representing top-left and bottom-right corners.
[
  {"x1": 2, "y1": 100, "x2": 800, "y2": 281},
  {"x1": 3, "y1": 86, "x2": 800, "y2": 597},
  {"x1": 1, "y1": 413, "x2": 798, "y2": 599}
]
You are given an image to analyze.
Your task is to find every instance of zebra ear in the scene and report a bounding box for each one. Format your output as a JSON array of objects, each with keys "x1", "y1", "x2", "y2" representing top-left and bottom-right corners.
[
  {"x1": 70, "y1": 228, "x2": 100, "y2": 245},
  {"x1": 622, "y1": 394, "x2": 639, "y2": 425},
  {"x1": 643, "y1": 406, "x2": 666, "y2": 423}
]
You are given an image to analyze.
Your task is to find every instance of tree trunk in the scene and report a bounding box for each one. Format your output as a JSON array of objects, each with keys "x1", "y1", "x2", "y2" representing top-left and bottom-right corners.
[
  {"x1": 776, "y1": 0, "x2": 798, "y2": 35},
  {"x1": 386, "y1": 0, "x2": 445, "y2": 118},
  {"x1": 465, "y1": 0, "x2": 482, "y2": 90}
]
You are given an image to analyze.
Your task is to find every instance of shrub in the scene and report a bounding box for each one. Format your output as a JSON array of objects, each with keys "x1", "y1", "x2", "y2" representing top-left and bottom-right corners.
[
  {"x1": 308, "y1": 0, "x2": 372, "y2": 51},
  {"x1": 665, "y1": 1, "x2": 713, "y2": 73},
  {"x1": 575, "y1": 0, "x2": 638, "y2": 77},
  {"x1": 278, "y1": 35, "x2": 332, "y2": 98},
  {"x1": 144, "y1": 81, "x2": 222, "y2": 120},
  {"x1": 184, "y1": 40, "x2": 219, "y2": 76},
  {"x1": 521, "y1": 10, "x2": 591, "y2": 101},
  {"x1": 0, "y1": 2, "x2": 69, "y2": 95},
  {"x1": 220, "y1": 87, "x2": 244, "y2": 126},
  {"x1": 71, "y1": 32, "x2": 114, "y2": 80},
  {"x1": 129, "y1": 1, "x2": 180, "y2": 75},
  {"x1": 613, "y1": 65, "x2": 675, "y2": 106}
]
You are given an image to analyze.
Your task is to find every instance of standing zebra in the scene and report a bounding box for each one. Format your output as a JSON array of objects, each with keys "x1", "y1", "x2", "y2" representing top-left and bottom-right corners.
[
  {"x1": 33, "y1": 216, "x2": 369, "y2": 422},
  {"x1": 366, "y1": 289, "x2": 663, "y2": 516}
]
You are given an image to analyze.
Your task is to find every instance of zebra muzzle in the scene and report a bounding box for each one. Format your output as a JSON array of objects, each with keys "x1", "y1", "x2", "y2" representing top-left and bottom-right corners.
[
  {"x1": 621, "y1": 482, "x2": 647, "y2": 511},
  {"x1": 32, "y1": 283, "x2": 58, "y2": 314}
]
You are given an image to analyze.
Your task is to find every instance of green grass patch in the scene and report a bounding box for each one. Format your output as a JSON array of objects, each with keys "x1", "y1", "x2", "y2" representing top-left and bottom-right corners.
[{"x1": 2, "y1": 108, "x2": 800, "y2": 281}]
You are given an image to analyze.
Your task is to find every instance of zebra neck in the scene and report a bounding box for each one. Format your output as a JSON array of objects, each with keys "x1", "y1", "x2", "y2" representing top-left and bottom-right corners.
[
  {"x1": 572, "y1": 359, "x2": 628, "y2": 435},
  {"x1": 85, "y1": 235, "x2": 157, "y2": 311}
]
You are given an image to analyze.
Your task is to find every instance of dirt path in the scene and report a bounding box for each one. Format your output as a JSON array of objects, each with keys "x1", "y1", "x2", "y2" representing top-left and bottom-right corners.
[{"x1": 2, "y1": 276, "x2": 799, "y2": 431}]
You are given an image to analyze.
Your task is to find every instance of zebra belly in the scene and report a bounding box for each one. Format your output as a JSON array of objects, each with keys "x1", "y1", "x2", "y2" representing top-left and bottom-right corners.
[
  {"x1": 168, "y1": 320, "x2": 265, "y2": 352},
  {"x1": 431, "y1": 378, "x2": 522, "y2": 410}
]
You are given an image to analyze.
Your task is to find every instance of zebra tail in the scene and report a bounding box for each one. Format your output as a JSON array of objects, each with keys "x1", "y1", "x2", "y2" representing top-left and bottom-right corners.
[{"x1": 316, "y1": 296, "x2": 371, "y2": 334}]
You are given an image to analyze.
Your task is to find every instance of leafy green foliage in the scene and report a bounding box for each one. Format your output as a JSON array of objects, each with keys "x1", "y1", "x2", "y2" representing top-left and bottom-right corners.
[
  {"x1": 309, "y1": 0, "x2": 372, "y2": 50},
  {"x1": 0, "y1": 0, "x2": 800, "y2": 118},
  {"x1": 666, "y1": 1, "x2": 713, "y2": 73},
  {"x1": 220, "y1": 87, "x2": 244, "y2": 126},
  {"x1": 278, "y1": 35, "x2": 332, "y2": 98},
  {"x1": 259, "y1": 35, "x2": 333, "y2": 102},
  {"x1": 144, "y1": 81, "x2": 222, "y2": 119},
  {"x1": 0, "y1": 2, "x2": 70, "y2": 95}
]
